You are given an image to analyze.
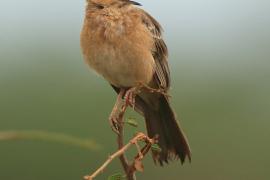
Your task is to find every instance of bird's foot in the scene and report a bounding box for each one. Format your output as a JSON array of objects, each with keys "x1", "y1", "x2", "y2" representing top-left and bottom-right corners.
[
  {"x1": 109, "y1": 90, "x2": 126, "y2": 134},
  {"x1": 124, "y1": 87, "x2": 141, "y2": 109},
  {"x1": 137, "y1": 82, "x2": 171, "y2": 98},
  {"x1": 109, "y1": 113, "x2": 121, "y2": 134}
]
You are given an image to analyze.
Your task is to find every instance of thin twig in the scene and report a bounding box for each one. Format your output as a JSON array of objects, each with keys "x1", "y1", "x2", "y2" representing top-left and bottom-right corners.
[
  {"x1": 129, "y1": 135, "x2": 158, "y2": 175},
  {"x1": 112, "y1": 90, "x2": 131, "y2": 174},
  {"x1": 117, "y1": 101, "x2": 130, "y2": 175},
  {"x1": 84, "y1": 133, "x2": 152, "y2": 180},
  {"x1": 115, "y1": 92, "x2": 135, "y2": 180},
  {"x1": 134, "y1": 141, "x2": 143, "y2": 159},
  {"x1": 0, "y1": 130, "x2": 100, "y2": 151}
]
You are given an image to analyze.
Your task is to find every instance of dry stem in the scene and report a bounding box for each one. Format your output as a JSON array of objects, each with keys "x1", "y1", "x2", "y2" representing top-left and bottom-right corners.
[
  {"x1": 84, "y1": 133, "x2": 156, "y2": 180},
  {"x1": 0, "y1": 130, "x2": 100, "y2": 151}
]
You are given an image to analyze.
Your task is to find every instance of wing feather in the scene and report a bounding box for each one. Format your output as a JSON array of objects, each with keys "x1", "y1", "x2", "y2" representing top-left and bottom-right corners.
[{"x1": 141, "y1": 11, "x2": 170, "y2": 90}]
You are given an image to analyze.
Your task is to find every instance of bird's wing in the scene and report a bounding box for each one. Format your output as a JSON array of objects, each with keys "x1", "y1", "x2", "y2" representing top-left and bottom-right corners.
[{"x1": 141, "y1": 10, "x2": 170, "y2": 90}]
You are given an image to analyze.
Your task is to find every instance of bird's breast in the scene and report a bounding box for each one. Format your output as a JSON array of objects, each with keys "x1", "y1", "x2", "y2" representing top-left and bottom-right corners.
[{"x1": 80, "y1": 18, "x2": 155, "y2": 87}]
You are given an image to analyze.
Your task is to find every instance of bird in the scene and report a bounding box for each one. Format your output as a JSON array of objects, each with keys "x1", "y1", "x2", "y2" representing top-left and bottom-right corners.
[{"x1": 80, "y1": 0, "x2": 191, "y2": 165}]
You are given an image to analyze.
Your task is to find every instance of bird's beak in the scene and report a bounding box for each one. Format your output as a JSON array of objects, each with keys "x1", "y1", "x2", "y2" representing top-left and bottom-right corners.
[{"x1": 129, "y1": 1, "x2": 142, "y2": 6}]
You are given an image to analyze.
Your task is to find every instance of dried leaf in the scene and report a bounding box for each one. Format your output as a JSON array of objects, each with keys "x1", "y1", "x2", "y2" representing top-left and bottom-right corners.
[
  {"x1": 108, "y1": 173, "x2": 123, "y2": 180},
  {"x1": 134, "y1": 159, "x2": 144, "y2": 172}
]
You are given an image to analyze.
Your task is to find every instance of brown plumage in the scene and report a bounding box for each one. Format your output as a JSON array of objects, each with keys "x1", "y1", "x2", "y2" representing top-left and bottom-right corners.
[{"x1": 81, "y1": 0, "x2": 191, "y2": 165}]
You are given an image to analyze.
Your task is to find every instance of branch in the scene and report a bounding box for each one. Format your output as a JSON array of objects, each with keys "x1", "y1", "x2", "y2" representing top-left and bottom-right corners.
[
  {"x1": 0, "y1": 130, "x2": 101, "y2": 151},
  {"x1": 84, "y1": 85, "x2": 165, "y2": 180},
  {"x1": 83, "y1": 132, "x2": 156, "y2": 180},
  {"x1": 128, "y1": 135, "x2": 158, "y2": 175},
  {"x1": 117, "y1": 95, "x2": 131, "y2": 176}
]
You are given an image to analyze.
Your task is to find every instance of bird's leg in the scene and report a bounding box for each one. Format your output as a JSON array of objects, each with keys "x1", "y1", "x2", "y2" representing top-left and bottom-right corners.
[
  {"x1": 137, "y1": 82, "x2": 171, "y2": 98},
  {"x1": 123, "y1": 82, "x2": 171, "y2": 109},
  {"x1": 124, "y1": 87, "x2": 141, "y2": 109},
  {"x1": 109, "y1": 89, "x2": 125, "y2": 134},
  {"x1": 109, "y1": 82, "x2": 169, "y2": 133}
]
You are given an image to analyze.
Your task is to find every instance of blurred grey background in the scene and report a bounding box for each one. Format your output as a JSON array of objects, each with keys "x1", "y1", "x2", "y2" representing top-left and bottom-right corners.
[{"x1": 0, "y1": 0, "x2": 270, "y2": 179}]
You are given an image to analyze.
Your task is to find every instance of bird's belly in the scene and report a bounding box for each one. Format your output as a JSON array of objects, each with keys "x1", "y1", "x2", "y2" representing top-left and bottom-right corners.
[{"x1": 86, "y1": 45, "x2": 155, "y2": 88}]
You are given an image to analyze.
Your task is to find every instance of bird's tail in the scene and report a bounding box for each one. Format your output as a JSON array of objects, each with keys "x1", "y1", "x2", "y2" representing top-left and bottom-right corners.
[{"x1": 141, "y1": 94, "x2": 191, "y2": 165}]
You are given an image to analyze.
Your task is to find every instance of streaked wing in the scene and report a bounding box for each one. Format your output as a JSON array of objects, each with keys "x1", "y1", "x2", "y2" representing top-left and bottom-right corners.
[{"x1": 141, "y1": 10, "x2": 170, "y2": 90}]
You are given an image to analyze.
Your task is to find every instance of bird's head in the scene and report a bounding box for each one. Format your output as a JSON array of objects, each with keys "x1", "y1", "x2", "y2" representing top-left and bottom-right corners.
[
  {"x1": 86, "y1": 0, "x2": 141, "y2": 11},
  {"x1": 83, "y1": 0, "x2": 144, "y2": 39}
]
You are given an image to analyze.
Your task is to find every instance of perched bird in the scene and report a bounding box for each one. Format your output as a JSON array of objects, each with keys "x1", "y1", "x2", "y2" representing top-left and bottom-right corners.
[{"x1": 80, "y1": 0, "x2": 191, "y2": 165}]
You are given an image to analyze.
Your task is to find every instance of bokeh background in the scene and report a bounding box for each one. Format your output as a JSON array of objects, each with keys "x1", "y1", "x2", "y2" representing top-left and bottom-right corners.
[{"x1": 1, "y1": 0, "x2": 270, "y2": 179}]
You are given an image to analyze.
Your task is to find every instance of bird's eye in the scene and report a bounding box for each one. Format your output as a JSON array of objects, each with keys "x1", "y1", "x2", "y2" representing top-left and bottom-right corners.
[{"x1": 96, "y1": 4, "x2": 104, "y2": 9}]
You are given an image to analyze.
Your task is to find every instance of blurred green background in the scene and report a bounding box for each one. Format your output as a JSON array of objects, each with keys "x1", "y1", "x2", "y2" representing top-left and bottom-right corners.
[{"x1": 0, "y1": 0, "x2": 270, "y2": 179}]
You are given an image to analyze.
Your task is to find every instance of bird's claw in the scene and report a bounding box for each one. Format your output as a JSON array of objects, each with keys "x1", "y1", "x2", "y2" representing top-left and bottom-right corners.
[
  {"x1": 109, "y1": 116, "x2": 120, "y2": 134},
  {"x1": 124, "y1": 87, "x2": 138, "y2": 109}
]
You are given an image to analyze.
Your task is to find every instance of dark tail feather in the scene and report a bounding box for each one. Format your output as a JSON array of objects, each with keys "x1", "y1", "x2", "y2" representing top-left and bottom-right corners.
[
  {"x1": 143, "y1": 95, "x2": 191, "y2": 165},
  {"x1": 110, "y1": 85, "x2": 191, "y2": 165}
]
